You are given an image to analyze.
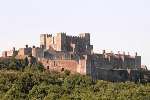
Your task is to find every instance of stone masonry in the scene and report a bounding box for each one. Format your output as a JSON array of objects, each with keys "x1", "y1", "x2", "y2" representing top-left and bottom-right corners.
[
  {"x1": 38, "y1": 33, "x2": 142, "y2": 81},
  {"x1": 2, "y1": 32, "x2": 143, "y2": 82}
]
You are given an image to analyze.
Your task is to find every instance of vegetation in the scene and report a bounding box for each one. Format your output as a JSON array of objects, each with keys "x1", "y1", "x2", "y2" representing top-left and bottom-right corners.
[{"x1": 0, "y1": 58, "x2": 150, "y2": 100}]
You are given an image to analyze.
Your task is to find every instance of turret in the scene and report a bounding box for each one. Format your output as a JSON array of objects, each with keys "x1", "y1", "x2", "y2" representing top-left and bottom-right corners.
[
  {"x1": 40, "y1": 34, "x2": 53, "y2": 50},
  {"x1": 79, "y1": 33, "x2": 90, "y2": 45},
  {"x1": 40, "y1": 34, "x2": 46, "y2": 49},
  {"x1": 56, "y1": 32, "x2": 67, "y2": 51}
]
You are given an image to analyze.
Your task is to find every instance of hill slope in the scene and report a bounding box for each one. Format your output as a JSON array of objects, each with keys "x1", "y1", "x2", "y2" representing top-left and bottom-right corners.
[{"x1": 0, "y1": 68, "x2": 150, "y2": 100}]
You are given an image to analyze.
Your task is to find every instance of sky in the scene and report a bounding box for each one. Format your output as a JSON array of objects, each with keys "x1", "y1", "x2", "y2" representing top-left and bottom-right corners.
[{"x1": 0, "y1": 0, "x2": 150, "y2": 69}]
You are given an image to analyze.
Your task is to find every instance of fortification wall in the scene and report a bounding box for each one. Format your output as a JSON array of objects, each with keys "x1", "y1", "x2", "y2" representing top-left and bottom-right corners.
[
  {"x1": 41, "y1": 59, "x2": 78, "y2": 73},
  {"x1": 18, "y1": 48, "x2": 32, "y2": 56},
  {"x1": 32, "y1": 48, "x2": 44, "y2": 58},
  {"x1": 65, "y1": 34, "x2": 92, "y2": 54},
  {"x1": 95, "y1": 69, "x2": 142, "y2": 82},
  {"x1": 2, "y1": 51, "x2": 7, "y2": 57},
  {"x1": 77, "y1": 59, "x2": 87, "y2": 75},
  {"x1": 40, "y1": 58, "x2": 87, "y2": 74},
  {"x1": 90, "y1": 53, "x2": 141, "y2": 70},
  {"x1": 40, "y1": 33, "x2": 92, "y2": 54}
]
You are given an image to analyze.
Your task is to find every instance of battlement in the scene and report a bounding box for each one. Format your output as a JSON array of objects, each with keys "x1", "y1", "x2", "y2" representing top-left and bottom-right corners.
[
  {"x1": 66, "y1": 35, "x2": 81, "y2": 39},
  {"x1": 56, "y1": 32, "x2": 66, "y2": 36},
  {"x1": 65, "y1": 33, "x2": 90, "y2": 39},
  {"x1": 40, "y1": 32, "x2": 90, "y2": 40},
  {"x1": 40, "y1": 32, "x2": 92, "y2": 53},
  {"x1": 40, "y1": 34, "x2": 52, "y2": 38},
  {"x1": 79, "y1": 33, "x2": 90, "y2": 37},
  {"x1": 101, "y1": 50, "x2": 139, "y2": 58},
  {"x1": 46, "y1": 34, "x2": 52, "y2": 37}
]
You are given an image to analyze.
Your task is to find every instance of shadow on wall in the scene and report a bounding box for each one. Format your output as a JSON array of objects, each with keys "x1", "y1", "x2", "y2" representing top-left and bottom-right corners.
[{"x1": 96, "y1": 69, "x2": 143, "y2": 82}]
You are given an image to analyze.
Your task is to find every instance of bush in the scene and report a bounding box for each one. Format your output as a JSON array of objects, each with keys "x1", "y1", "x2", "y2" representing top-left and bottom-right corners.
[{"x1": 0, "y1": 65, "x2": 150, "y2": 100}]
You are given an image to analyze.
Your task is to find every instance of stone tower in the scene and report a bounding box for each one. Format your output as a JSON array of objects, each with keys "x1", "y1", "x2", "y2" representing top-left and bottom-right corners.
[
  {"x1": 40, "y1": 34, "x2": 46, "y2": 49},
  {"x1": 40, "y1": 33, "x2": 93, "y2": 54},
  {"x1": 40, "y1": 34, "x2": 53, "y2": 49},
  {"x1": 55, "y1": 33, "x2": 66, "y2": 51},
  {"x1": 79, "y1": 33, "x2": 92, "y2": 54},
  {"x1": 79, "y1": 33, "x2": 90, "y2": 45}
]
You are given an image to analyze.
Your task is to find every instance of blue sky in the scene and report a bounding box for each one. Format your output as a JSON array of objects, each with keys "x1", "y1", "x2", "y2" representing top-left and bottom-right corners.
[{"x1": 0, "y1": 0, "x2": 150, "y2": 69}]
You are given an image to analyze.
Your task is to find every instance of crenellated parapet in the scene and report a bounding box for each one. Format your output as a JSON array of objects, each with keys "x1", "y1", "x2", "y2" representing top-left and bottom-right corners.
[
  {"x1": 40, "y1": 32, "x2": 92, "y2": 54},
  {"x1": 46, "y1": 34, "x2": 52, "y2": 37}
]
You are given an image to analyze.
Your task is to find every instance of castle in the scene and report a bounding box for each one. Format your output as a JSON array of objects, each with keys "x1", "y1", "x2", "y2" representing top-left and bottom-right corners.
[{"x1": 2, "y1": 33, "x2": 145, "y2": 82}]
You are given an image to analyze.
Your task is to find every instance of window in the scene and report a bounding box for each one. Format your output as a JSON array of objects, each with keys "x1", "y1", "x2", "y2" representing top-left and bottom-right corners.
[
  {"x1": 54, "y1": 61, "x2": 56, "y2": 66},
  {"x1": 61, "y1": 68, "x2": 64, "y2": 71},
  {"x1": 47, "y1": 66, "x2": 49, "y2": 69}
]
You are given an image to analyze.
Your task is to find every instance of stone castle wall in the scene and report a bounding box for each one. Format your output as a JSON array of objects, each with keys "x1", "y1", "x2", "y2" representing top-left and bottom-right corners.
[
  {"x1": 95, "y1": 69, "x2": 142, "y2": 82},
  {"x1": 2, "y1": 32, "x2": 142, "y2": 82},
  {"x1": 40, "y1": 58, "x2": 87, "y2": 75},
  {"x1": 40, "y1": 33, "x2": 93, "y2": 54},
  {"x1": 2, "y1": 48, "x2": 16, "y2": 57},
  {"x1": 17, "y1": 45, "x2": 44, "y2": 59},
  {"x1": 90, "y1": 53, "x2": 141, "y2": 70}
]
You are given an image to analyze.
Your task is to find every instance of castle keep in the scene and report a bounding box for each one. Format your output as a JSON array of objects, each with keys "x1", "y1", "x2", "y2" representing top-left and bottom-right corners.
[
  {"x1": 2, "y1": 33, "x2": 144, "y2": 82},
  {"x1": 40, "y1": 33, "x2": 93, "y2": 55}
]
